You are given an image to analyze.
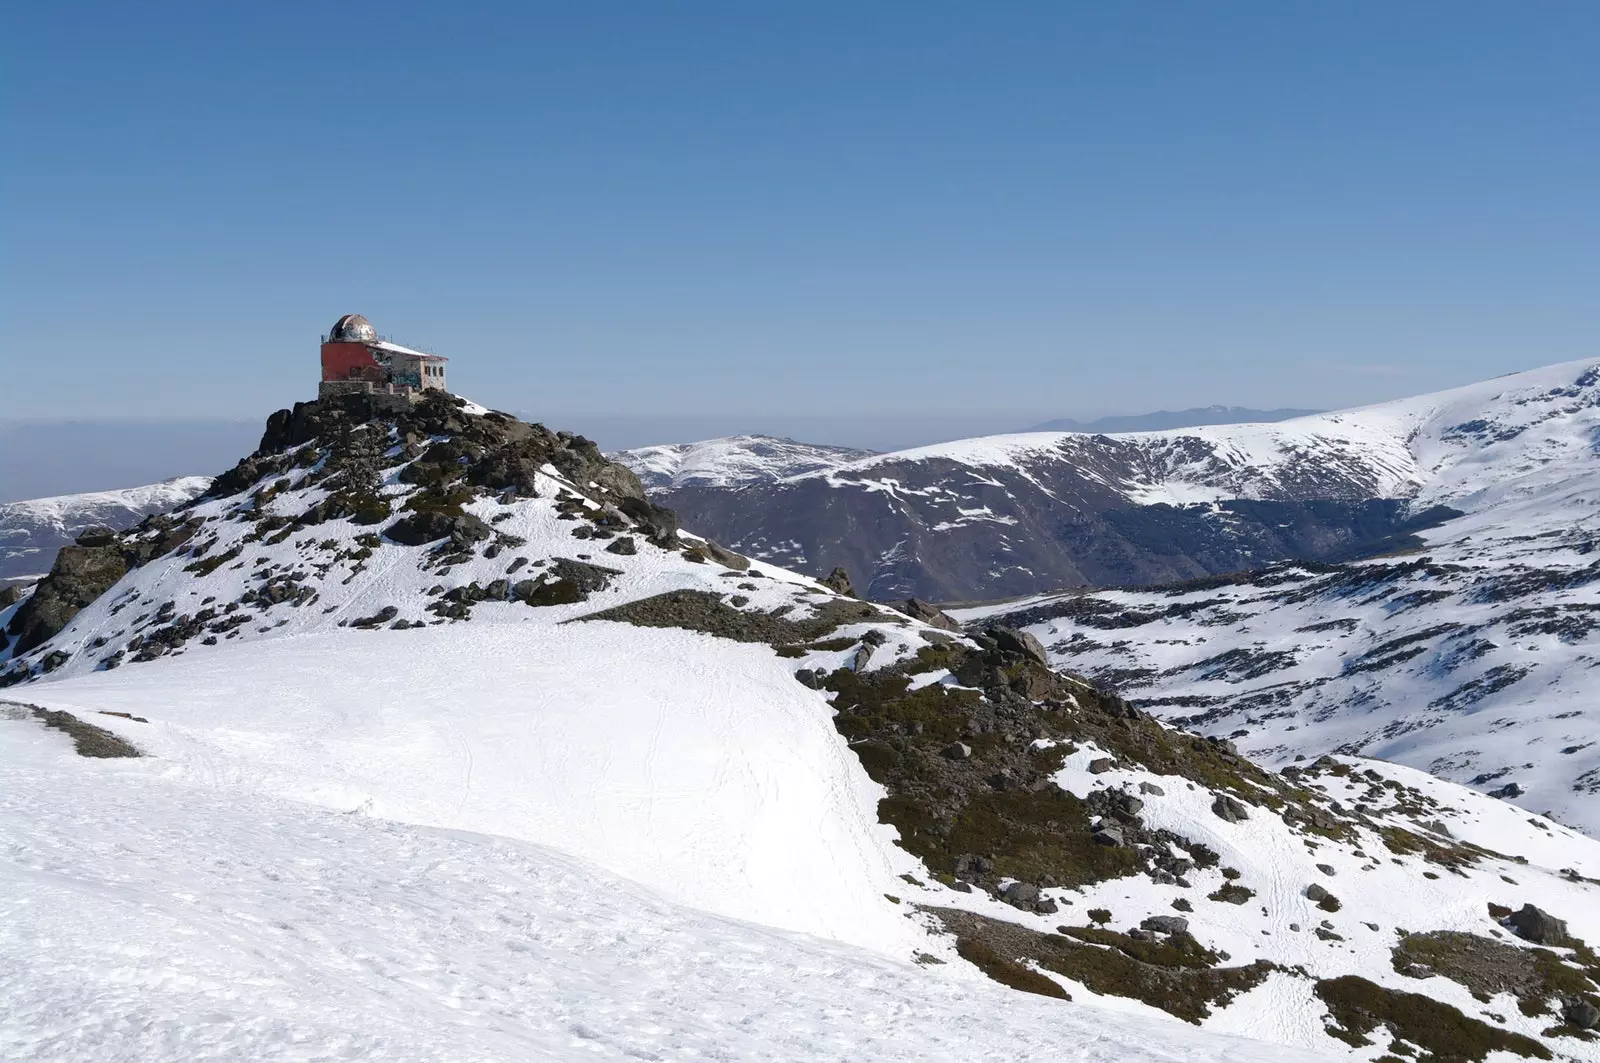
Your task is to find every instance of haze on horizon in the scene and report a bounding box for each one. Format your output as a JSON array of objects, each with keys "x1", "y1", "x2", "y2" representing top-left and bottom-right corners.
[{"x1": 4, "y1": 3, "x2": 1597, "y2": 426}]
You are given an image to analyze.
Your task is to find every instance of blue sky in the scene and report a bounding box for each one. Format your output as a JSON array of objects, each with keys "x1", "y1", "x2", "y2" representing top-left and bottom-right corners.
[{"x1": 4, "y1": 2, "x2": 1596, "y2": 424}]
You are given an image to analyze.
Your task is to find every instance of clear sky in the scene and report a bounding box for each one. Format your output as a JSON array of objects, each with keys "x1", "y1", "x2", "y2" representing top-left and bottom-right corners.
[{"x1": 4, "y1": 2, "x2": 1596, "y2": 425}]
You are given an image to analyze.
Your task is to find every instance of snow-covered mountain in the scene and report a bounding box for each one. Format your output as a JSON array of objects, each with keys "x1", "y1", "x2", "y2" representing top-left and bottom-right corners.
[
  {"x1": 615, "y1": 360, "x2": 1600, "y2": 602},
  {"x1": 955, "y1": 360, "x2": 1600, "y2": 838},
  {"x1": 0, "y1": 476, "x2": 211, "y2": 581},
  {"x1": 1029, "y1": 405, "x2": 1324, "y2": 434},
  {"x1": 5, "y1": 388, "x2": 1600, "y2": 1061},
  {"x1": 622, "y1": 433, "x2": 875, "y2": 490}
]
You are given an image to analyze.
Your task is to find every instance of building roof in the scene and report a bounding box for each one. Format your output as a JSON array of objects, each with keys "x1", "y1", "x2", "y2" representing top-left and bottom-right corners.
[
  {"x1": 328, "y1": 313, "x2": 377, "y2": 344},
  {"x1": 371, "y1": 340, "x2": 447, "y2": 362}
]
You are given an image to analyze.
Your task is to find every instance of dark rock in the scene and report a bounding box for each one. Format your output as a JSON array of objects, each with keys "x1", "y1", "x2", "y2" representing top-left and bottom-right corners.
[
  {"x1": 1091, "y1": 827, "x2": 1125, "y2": 847},
  {"x1": 617, "y1": 496, "x2": 680, "y2": 546},
  {"x1": 896, "y1": 598, "x2": 961, "y2": 632},
  {"x1": 1566, "y1": 1000, "x2": 1600, "y2": 1031},
  {"x1": 794, "y1": 668, "x2": 824, "y2": 690},
  {"x1": 1316, "y1": 863, "x2": 1336, "y2": 876},
  {"x1": 821, "y1": 567, "x2": 857, "y2": 597},
  {"x1": 1305, "y1": 884, "x2": 1330, "y2": 902},
  {"x1": 1140, "y1": 915, "x2": 1189, "y2": 935},
  {"x1": 1488, "y1": 782, "x2": 1526, "y2": 799},
  {"x1": 1212, "y1": 794, "x2": 1250, "y2": 822},
  {"x1": 943, "y1": 742, "x2": 973, "y2": 760},
  {"x1": 605, "y1": 536, "x2": 638, "y2": 556},
  {"x1": 484, "y1": 578, "x2": 510, "y2": 601},
  {"x1": 384, "y1": 511, "x2": 491, "y2": 547},
  {"x1": 1088, "y1": 757, "x2": 1115, "y2": 775},
  {"x1": 349, "y1": 605, "x2": 399, "y2": 629},
  {"x1": 1172, "y1": 898, "x2": 1194, "y2": 912},
  {"x1": 74, "y1": 526, "x2": 118, "y2": 547},
  {"x1": 986, "y1": 626, "x2": 1049, "y2": 666},
  {"x1": 1138, "y1": 781, "x2": 1166, "y2": 796},
  {"x1": 701, "y1": 540, "x2": 750, "y2": 571},
  {"x1": 1002, "y1": 881, "x2": 1040, "y2": 908},
  {"x1": 1506, "y1": 903, "x2": 1570, "y2": 946}
]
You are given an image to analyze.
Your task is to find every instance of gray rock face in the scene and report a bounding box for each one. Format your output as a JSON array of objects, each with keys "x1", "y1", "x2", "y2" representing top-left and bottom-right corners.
[
  {"x1": 1507, "y1": 903, "x2": 1570, "y2": 946},
  {"x1": 1212, "y1": 794, "x2": 1250, "y2": 822}
]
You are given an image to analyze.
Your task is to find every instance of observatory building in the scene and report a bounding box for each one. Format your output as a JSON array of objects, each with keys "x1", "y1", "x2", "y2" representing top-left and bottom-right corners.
[{"x1": 318, "y1": 314, "x2": 448, "y2": 402}]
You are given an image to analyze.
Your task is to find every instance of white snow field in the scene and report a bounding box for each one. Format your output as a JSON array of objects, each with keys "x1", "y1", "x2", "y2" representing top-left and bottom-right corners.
[
  {"x1": 0, "y1": 707, "x2": 1311, "y2": 1063},
  {"x1": 16, "y1": 623, "x2": 924, "y2": 954}
]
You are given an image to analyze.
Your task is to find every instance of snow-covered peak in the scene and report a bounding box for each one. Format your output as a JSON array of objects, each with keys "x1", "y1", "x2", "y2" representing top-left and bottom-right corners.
[{"x1": 616, "y1": 434, "x2": 875, "y2": 490}]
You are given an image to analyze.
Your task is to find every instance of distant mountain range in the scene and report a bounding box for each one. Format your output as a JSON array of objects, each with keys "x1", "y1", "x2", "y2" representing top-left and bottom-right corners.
[
  {"x1": 1029, "y1": 405, "x2": 1323, "y2": 433},
  {"x1": 0, "y1": 476, "x2": 212, "y2": 582}
]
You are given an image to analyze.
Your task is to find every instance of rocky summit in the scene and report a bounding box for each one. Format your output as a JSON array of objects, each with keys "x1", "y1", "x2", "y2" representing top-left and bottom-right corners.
[{"x1": 5, "y1": 388, "x2": 1600, "y2": 1061}]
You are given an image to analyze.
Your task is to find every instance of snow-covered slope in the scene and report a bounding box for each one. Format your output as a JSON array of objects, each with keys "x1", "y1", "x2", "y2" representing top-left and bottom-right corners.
[
  {"x1": 621, "y1": 434, "x2": 874, "y2": 490},
  {"x1": 7, "y1": 389, "x2": 1600, "y2": 1060},
  {"x1": 618, "y1": 360, "x2": 1600, "y2": 601},
  {"x1": 0, "y1": 706, "x2": 1311, "y2": 1063},
  {"x1": 0, "y1": 476, "x2": 211, "y2": 581}
]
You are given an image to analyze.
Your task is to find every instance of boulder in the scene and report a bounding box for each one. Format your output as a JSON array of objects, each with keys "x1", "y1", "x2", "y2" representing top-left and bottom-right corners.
[
  {"x1": 605, "y1": 536, "x2": 638, "y2": 556},
  {"x1": 1305, "y1": 884, "x2": 1330, "y2": 902},
  {"x1": 1002, "y1": 881, "x2": 1040, "y2": 908},
  {"x1": 943, "y1": 742, "x2": 973, "y2": 760},
  {"x1": 1088, "y1": 757, "x2": 1115, "y2": 775},
  {"x1": 897, "y1": 598, "x2": 961, "y2": 632},
  {"x1": 700, "y1": 539, "x2": 750, "y2": 572},
  {"x1": 1507, "y1": 903, "x2": 1571, "y2": 947},
  {"x1": 1140, "y1": 916, "x2": 1189, "y2": 936},
  {"x1": 1138, "y1": 781, "x2": 1165, "y2": 796},
  {"x1": 1566, "y1": 1000, "x2": 1600, "y2": 1031},
  {"x1": 986, "y1": 626, "x2": 1048, "y2": 666},
  {"x1": 820, "y1": 567, "x2": 857, "y2": 597},
  {"x1": 74, "y1": 526, "x2": 118, "y2": 547},
  {"x1": 1091, "y1": 827, "x2": 1125, "y2": 847},
  {"x1": 1212, "y1": 794, "x2": 1250, "y2": 822}
]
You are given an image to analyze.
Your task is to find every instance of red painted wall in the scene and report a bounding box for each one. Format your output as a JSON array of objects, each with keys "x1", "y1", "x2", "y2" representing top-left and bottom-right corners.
[{"x1": 321, "y1": 342, "x2": 382, "y2": 383}]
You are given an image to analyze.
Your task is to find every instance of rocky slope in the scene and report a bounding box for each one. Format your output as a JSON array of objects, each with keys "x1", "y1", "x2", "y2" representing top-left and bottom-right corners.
[
  {"x1": 615, "y1": 360, "x2": 1600, "y2": 602},
  {"x1": 0, "y1": 476, "x2": 211, "y2": 582},
  {"x1": 6, "y1": 389, "x2": 1600, "y2": 1061}
]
